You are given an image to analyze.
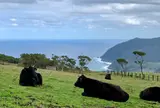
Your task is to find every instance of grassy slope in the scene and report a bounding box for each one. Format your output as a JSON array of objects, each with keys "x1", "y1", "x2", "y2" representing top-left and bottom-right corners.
[{"x1": 0, "y1": 65, "x2": 160, "y2": 108}]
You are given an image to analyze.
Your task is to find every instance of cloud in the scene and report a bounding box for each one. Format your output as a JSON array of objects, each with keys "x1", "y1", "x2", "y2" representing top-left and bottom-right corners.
[
  {"x1": 0, "y1": 0, "x2": 72, "y2": 28},
  {"x1": 10, "y1": 18, "x2": 17, "y2": 22},
  {"x1": 0, "y1": 0, "x2": 160, "y2": 29},
  {"x1": 99, "y1": 14, "x2": 160, "y2": 26},
  {"x1": 72, "y1": 0, "x2": 160, "y2": 5},
  {"x1": 124, "y1": 17, "x2": 141, "y2": 25},
  {"x1": 11, "y1": 23, "x2": 18, "y2": 26},
  {"x1": 104, "y1": 28, "x2": 113, "y2": 31},
  {"x1": 87, "y1": 24, "x2": 96, "y2": 29},
  {"x1": 71, "y1": 2, "x2": 160, "y2": 27},
  {"x1": 147, "y1": 20, "x2": 160, "y2": 25},
  {"x1": 0, "y1": 0, "x2": 36, "y2": 4}
]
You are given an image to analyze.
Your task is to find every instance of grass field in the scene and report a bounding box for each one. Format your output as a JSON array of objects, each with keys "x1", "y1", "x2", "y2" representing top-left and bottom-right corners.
[{"x1": 0, "y1": 65, "x2": 160, "y2": 108}]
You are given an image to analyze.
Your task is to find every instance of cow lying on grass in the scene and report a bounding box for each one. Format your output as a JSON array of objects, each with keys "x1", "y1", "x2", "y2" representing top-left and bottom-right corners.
[
  {"x1": 19, "y1": 66, "x2": 43, "y2": 86},
  {"x1": 105, "y1": 73, "x2": 111, "y2": 80},
  {"x1": 139, "y1": 86, "x2": 160, "y2": 102},
  {"x1": 74, "y1": 75, "x2": 129, "y2": 102}
]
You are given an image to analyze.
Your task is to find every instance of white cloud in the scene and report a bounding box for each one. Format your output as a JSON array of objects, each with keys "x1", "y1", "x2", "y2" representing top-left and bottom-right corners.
[
  {"x1": 104, "y1": 27, "x2": 113, "y2": 31},
  {"x1": 85, "y1": 19, "x2": 94, "y2": 22},
  {"x1": 147, "y1": 20, "x2": 160, "y2": 25},
  {"x1": 71, "y1": 3, "x2": 160, "y2": 27},
  {"x1": 72, "y1": 0, "x2": 160, "y2": 5},
  {"x1": 10, "y1": 18, "x2": 17, "y2": 22},
  {"x1": 11, "y1": 23, "x2": 18, "y2": 26},
  {"x1": 113, "y1": 3, "x2": 137, "y2": 10},
  {"x1": 87, "y1": 24, "x2": 96, "y2": 29},
  {"x1": 0, "y1": 0, "x2": 36, "y2": 4},
  {"x1": 0, "y1": 0, "x2": 160, "y2": 29},
  {"x1": 99, "y1": 14, "x2": 160, "y2": 26},
  {"x1": 143, "y1": 26, "x2": 148, "y2": 29},
  {"x1": 124, "y1": 18, "x2": 141, "y2": 25}
]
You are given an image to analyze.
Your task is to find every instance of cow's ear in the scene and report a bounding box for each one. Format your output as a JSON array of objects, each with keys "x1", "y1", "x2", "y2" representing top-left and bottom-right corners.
[
  {"x1": 79, "y1": 77, "x2": 83, "y2": 82},
  {"x1": 81, "y1": 74, "x2": 86, "y2": 78}
]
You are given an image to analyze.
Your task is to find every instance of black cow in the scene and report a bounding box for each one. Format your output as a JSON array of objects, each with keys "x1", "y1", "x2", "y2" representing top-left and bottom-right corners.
[
  {"x1": 36, "y1": 72, "x2": 43, "y2": 85},
  {"x1": 105, "y1": 73, "x2": 111, "y2": 80},
  {"x1": 19, "y1": 66, "x2": 43, "y2": 86},
  {"x1": 74, "y1": 75, "x2": 129, "y2": 102},
  {"x1": 139, "y1": 86, "x2": 160, "y2": 102}
]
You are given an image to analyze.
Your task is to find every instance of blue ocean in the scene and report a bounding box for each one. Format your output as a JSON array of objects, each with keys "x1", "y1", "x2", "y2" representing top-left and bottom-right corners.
[{"x1": 0, "y1": 39, "x2": 126, "y2": 71}]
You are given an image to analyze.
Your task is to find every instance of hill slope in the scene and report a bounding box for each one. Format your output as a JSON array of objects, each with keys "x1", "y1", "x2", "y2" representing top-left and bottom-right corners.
[
  {"x1": 101, "y1": 37, "x2": 160, "y2": 72},
  {"x1": 0, "y1": 65, "x2": 160, "y2": 108}
]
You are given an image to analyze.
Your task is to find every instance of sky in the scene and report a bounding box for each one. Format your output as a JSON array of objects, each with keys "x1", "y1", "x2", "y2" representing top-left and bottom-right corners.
[{"x1": 1, "y1": 0, "x2": 160, "y2": 40}]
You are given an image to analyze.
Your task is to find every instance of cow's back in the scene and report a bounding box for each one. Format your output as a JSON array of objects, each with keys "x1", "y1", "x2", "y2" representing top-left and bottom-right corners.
[
  {"x1": 98, "y1": 82, "x2": 129, "y2": 102},
  {"x1": 140, "y1": 87, "x2": 160, "y2": 101}
]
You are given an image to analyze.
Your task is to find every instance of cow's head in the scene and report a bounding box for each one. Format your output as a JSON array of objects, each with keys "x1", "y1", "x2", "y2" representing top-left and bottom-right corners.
[
  {"x1": 27, "y1": 66, "x2": 36, "y2": 73},
  {"x1": 74, "y1": 74, "x2": 86, "y2": 88}
]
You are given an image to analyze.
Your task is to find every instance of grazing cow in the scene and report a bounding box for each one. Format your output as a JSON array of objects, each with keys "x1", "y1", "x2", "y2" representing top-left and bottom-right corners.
[
  {"x1": 139, "y1": 86, "x2": 160, "y2": 102},
  {"x1": 74, "y1": 75, "x2": 129, "y2": 102},
  {"x1": 105, "y1": 73, "x2": 111, "y2": 80},
  {"x1": 19, "y1": 66, "x2": 43, "y2": 86}
]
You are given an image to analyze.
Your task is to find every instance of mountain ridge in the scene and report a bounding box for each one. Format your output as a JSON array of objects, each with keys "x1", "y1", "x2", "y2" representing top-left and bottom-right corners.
[{"x1": 101, "y1": 37, "x2": 160, "y2": 72}]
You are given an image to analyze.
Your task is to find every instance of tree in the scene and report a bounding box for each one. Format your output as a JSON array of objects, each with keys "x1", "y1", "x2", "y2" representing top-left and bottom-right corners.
[
  {"x1": 133, "y1": 51, "x2": 146, "y2": 74},
  {"x1": 20, "y1": 53, "x2": 31, "y2": 67},
  {"x1": 83, "y1": 66, "x2": 90, "y2": 72},
  {"x1": 35, "y1": 58, "x2": 50, "y2": 69},
  {"x1": 116, "y1": 58, "x2": 128, "y2": 73},
  {"x1": 66, "y1": 58, "x2": 76, "y2": 71},
  {"x1": 59, "y1": 55, "x2": 69, "y2": 71},
  {"x1": 51, "y1": 54, "x2": 77, "y2": 72},
  {"x1": 75, "y1": 66, "x2": 81, "y2": 72},
  {"x1": 78, "y1": 55, "x2": 92, "y2": 74},
  {"x1": 20, "y1": 53, "x2": 50, "y2": 69},
  {"x1": 51, "y1": 54, "x2": 60, "y2": 70},
  {"x1": 0, "y1": 54, "x2": 19, "y2": 64}
]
